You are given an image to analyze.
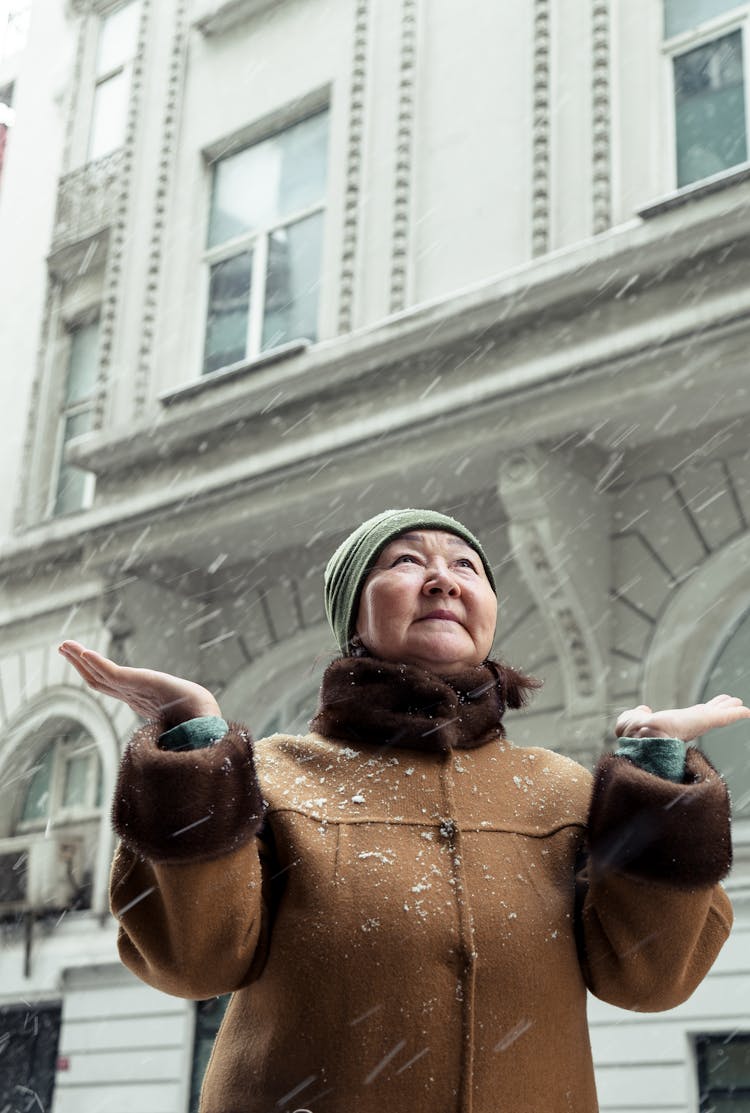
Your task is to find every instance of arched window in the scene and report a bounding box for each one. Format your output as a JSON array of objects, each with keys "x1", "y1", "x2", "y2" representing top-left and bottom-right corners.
[
  {"x1": 15, "y1": 721, "x2": 102, "y2": 831},
  {"x1": 0, "y1": 719, "x2": 104, "y2": 914},
  {"x1": 700, "y1": 606, "x2": 750, "y2": 817}
]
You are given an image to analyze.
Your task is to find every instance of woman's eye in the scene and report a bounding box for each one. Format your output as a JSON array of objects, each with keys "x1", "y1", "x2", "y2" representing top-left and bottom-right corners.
[
  {"x1": 456, "y1": 558, "x2": 477, "y2": 570},
  {"x1": 393, "y1": 554, "x2": 419, "y2": 565}
]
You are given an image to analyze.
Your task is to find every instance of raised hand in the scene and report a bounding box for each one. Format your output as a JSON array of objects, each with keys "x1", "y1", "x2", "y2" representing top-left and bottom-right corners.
[
  {"x1": 615, "y1": 694, "x2": 750, "y2": 743},
  {"x1": 59, "y1": 640, "x2": 222, "y2": 729}
]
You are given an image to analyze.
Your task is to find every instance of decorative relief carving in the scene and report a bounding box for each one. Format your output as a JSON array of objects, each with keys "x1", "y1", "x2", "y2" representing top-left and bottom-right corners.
[
  {"x1": 531, "y1": 0, "x2": 551, "y2": 258},
  {"x1": 133, "y1": 0, "x2": 189, "y2": 417},
  {"x1": 389, "y1": 0, "x2": 418, "y2": 314},
  {"x1": 499, "y1": 447, "x2": 610, "y2": 717},
  {"x1": 337, "y1": 0, "x2": 370, "y2": 334},
  {"x1": 591, "y1": 0, "x2": 611, "y2": 234},
  {"x1": 52, "y1": 151, "x2": 124, "y2": 249},
  {"x1": 521, "y1": 523, "x2": 596, "y2": 699},
  {"x1": 94, "y1": 0, "x2": 151, "y2": 430}
]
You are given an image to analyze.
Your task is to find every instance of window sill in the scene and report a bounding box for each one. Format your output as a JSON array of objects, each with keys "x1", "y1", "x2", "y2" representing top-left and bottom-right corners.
[
  {"x1": 193, "y1": 0, "x2": 283, "y2": 36},
  {"x1": 638, "y1": 161, "x2": 750, "y2": 220},
  {"x1": 159, "y1": 338, "x2": 311, "y2": 408}
]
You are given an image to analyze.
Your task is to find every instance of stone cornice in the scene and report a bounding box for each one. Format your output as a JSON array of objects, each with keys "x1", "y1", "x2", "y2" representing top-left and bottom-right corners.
[
  {"x1": 69, "y1": 187, "x2": 750, "y2": 475},
  {"x1": 4, "y1": 185, "x2": 750, "y2": 583}
]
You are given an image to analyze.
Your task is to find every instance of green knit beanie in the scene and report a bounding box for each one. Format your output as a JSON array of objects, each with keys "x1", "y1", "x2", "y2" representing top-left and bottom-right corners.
[{"x1": 324, "y1": 508, "x2": 497, "y2": 653}]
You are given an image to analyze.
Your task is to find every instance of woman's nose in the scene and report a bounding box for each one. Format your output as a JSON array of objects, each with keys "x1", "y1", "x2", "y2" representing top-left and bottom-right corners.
[{"x1": 423, "y1": 565, "x2": 459, "y2": 595}]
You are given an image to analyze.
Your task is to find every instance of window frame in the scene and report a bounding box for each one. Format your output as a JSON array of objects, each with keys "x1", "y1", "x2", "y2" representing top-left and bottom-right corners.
[
  {"x1": 662, "y1": 4, "x2": 750, "y2": 190},
  {"x1": 695, "y1": 1031, "x2": 750, "y2": 1111},
  {"x1": 86, "y1": 0, "x2": 141, "y2": 164},
  {"x1": 200, "y1": 108, "x2": 329, "y2": 376},
  {"x1": 48, "y1": 315, "x2": 99, "y2": 519}
]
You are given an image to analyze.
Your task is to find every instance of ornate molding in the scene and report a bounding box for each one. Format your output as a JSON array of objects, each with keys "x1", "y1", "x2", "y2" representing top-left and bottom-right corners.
[
  {"x1": 592, "y1": 0, "x2": 611, "y2": 234},
  {"x1": 133, "y1": 0, "x2": 189, "y2": 417},
  {"x1": 513, "y1": 518, "x2": 598, "y2": 701},
  {"x1": 389, "y1": 0, "x2": 418, "y2": 313},
  {"x1": 14, "y1": 282, "x2": 58, "y2": 530},
  {"x1": 94, "y1": 0, "x2": 151, "y2": 430},
  {"x1": 531, "y1": 0, "x2": 551, "y2": 257},
  {"x1": 337, "y1": 0, "x2": 370, "y2": 334}
]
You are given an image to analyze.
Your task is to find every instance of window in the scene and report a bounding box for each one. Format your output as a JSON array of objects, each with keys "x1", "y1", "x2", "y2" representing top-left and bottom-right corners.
[
  {"x1": 52, "y1": 319, "x2": 99, "y2": 517},
  {"x1": 696, "y1": 1033, "x2": 750, "y2": 1111},
  {"x1": 11, "y1": 721, "x2": 103, "y2": 912},
  {"x1": 700, "y1": 605, "x2": 750, "y2": 817},
  {"x1": 16, "y1": 723, "x2": 103, "y2": 831},
  {"x1": 0, "y1": 0, "x2": 31, "y2": 61},
  {"x1": 202, "y1": 108, "x2": 329, "y2": 374},
  {"x1": 0, "y1": 83, "x2": 13, "y2": 195},
  {"x1": 664, "y1": 1, "x2": 749, "y2": 187},
  {"x1": 88, "y1": 0, "x2": 141, "y2": 162},
  {"x1": 190, "y1": 997, "x2": 229, "y2": 1112}
]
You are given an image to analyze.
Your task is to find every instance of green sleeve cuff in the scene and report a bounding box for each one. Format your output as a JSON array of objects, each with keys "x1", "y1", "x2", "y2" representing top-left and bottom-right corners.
[
  {"x1": 614, "y1": 737, "x2": 686, "y2": 782},
  {"x1": 158, "y1": 715, "x2": 229, "y2": 751}
]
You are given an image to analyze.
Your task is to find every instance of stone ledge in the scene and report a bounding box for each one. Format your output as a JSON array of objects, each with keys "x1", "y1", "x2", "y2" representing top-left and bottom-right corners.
[
  {"x1": 638, "y1": 161, "x2": 750, "y2": 220},
  {"x1": 193, "y1": 0, "x2": 282, "y2": 36}
]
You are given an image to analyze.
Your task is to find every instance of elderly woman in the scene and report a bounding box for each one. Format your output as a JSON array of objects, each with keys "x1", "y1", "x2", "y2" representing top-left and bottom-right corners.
[{"x1": 60, "y1": 508, "x2": 748, "y2": 1113}]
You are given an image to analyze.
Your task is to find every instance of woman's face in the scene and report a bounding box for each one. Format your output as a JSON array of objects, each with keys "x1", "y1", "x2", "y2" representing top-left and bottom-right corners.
[{"x1": 355, "y1": 530, "x2": 497, "y2": 675}]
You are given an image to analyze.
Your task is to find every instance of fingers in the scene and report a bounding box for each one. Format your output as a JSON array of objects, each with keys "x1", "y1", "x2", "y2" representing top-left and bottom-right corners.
[
  {"x1": 614, "y1": 709, "x2": 651, "y2": 738},
  {"x1": 59, "y1": 643, "x2": 104, "y2": 689}
]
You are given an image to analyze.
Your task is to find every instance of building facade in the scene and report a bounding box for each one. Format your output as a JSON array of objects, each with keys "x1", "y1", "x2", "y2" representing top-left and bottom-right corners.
[{"x1": 0, "y1": 0, "x2": 749, "y2": 1109}]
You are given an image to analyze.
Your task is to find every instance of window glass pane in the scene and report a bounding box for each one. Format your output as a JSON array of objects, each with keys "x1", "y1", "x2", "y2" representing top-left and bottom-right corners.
[
  {"x1": 665, "y1": 0, "x2": 743, "y2": 38},
  {"x1": 276, "y1": 110, "x2": 329, "y2": 222},
  {"x1": 97, "y1": 1, "x2": 140, "y2": 76},
  {"x1": 89, "y1": 70, "x2": 129, "y2": 161},
  {"x1": 262, "y1": 211, "x2": 323, "y2": 352},
  {"x1": 674, "y1": 32, "x2": 747, "y2": 187},
  {"x1": 62, "y1": 753, "x2": 90, "y2": 808},
  {"x1": 700, "y1": 606, "x2": 750, "y2": 815},
  {"x1": 203, "y1": 251, "x2": 253, "y2": 374},
  {"x1": 20, "y1": 748, "x2": 54, "y2": 823},
  {"x1": 65, "y1": 321, "x2": 99, "y2": 404},
  {"x1": 207, "y1": 110, "x2": 328, "y2": 248},
  {"x1": 704, "y1": 1035, "x2": 750, "y2": 1086},
  {"x1": 54, "y1": 409, "x2": 95, "y2": 516}
]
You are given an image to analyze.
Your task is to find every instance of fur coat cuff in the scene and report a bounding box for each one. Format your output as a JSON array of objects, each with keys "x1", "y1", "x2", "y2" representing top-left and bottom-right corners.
[
  {"x1": 112, "y1": 720, "x2": 265, "y2": 863},
  {"x1": 586, "y1": 746, "x2": 732, "y2": 888}
]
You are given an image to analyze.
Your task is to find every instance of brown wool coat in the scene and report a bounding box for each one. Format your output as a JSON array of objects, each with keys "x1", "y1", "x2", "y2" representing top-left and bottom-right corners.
[{"x1": 110, "y1": 659, "x2": 733, "y2": 1113}]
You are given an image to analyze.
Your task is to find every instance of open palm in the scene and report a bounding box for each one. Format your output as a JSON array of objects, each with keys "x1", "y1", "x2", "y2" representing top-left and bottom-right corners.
[
  {"x1": 615, "y1": 694, "x2": 750, "y2": 743},
  {"x1": 59, "y1": 641, "x2": 221, "y2": 729}
]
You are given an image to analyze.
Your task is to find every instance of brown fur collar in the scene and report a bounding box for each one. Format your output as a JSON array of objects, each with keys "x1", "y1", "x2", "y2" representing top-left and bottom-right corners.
[{"x1": 310, "y1": 656, "x2": 519, "y2": 752}]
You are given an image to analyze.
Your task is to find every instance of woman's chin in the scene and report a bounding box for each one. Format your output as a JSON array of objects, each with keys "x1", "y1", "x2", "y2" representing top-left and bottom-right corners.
[{"x1": 400, "y1": 635, "x2": 481, "y2": 674}]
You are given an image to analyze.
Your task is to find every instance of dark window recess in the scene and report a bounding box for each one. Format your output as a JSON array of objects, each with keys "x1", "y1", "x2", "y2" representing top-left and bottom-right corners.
[
  {"x1": 697, "y1": 1032, "x2": 750, "y2": 1112},
  {"x1": 189, "y1": 995, "x2": 230, "y2": 1113},
  {"x1": 0, "y1": 1003, "x2": 61, "y2": 1113}
]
